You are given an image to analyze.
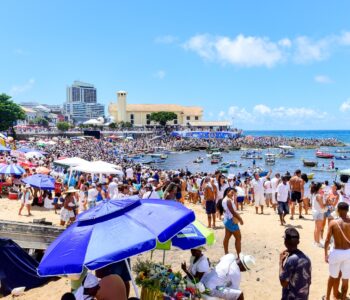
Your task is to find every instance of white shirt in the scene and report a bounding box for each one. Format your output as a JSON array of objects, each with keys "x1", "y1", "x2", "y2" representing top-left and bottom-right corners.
[
  {"x1": 312, "y1": 194, "x2": 325, "y2": 213},
  {"x1": 87, "y1": 188, "x2": 98, "y2": 202},
  {"x1": 217, "y1": 182, "x2": 229, "y2": 200},
  {"x1": 252, "y1": 177, "x2": 266, "y2": 196},
  {"x1": 236, "y1": 186, "x2": 245, "y2": 197},
  {"x1": 222, "y1": 196, "x2": 237, "y2": 221},
  {"x1": 189, "y1": 255, "x2": 210, "y2": 277},
  {"x1": 142, "y1": 190, "x2": 160, "y2": 199},
  {"x1": 126, "y1": 168, "x2": 133, "y2": 179},
  {"x1": 264, "y1": 180, "x2": 273, "y2": 194},
  {"x1": 108, "y1": 181, "x2": 118, "y2": 198},
  {"x1": 277, "y1": 183, "x2": 290, "y2": 203},
  {"x1": 271, "y1": 177, "x2": 280, "y2": 193},
  {"x1": 201, "y1": 259, "x2": 241, "y2": 290}
]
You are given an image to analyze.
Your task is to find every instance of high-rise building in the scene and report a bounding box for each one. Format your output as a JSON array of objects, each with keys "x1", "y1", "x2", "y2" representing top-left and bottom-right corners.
[{"x1": 64, "y1": 81, "x2": 104, "y2": 123}]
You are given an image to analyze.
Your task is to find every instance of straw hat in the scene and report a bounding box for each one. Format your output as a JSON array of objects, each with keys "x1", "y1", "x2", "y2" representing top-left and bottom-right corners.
[
  {"x1": 63, "y1": 187, "x2": 79, "y2": 194},
  {"x1": 239, "y1": 254, "x2": 256, "y2": 271}
]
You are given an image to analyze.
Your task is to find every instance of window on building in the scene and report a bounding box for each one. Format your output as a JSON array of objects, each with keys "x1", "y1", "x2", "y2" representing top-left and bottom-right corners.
[
  {"x1": 186, "y1": 116, "x2": 190, "y2": 121},
  {"x1": 130, "y1": 114, "x2": 134, "y2": 120},
  {"x1": 146, "y1": 120, "x2": 151, "y2": 125},
  {"x1": 195, "y1": 116, "x2": 199, "y2": 121},
  {"x1": 174, "y1": 119, "x2": 178, "y2": 125},
  {"x1": 146, "y1": 114, "x2": 150, "y2": 120},
  {"x1": 131, "y1": 120, "x2": 134, "y2": 125}
]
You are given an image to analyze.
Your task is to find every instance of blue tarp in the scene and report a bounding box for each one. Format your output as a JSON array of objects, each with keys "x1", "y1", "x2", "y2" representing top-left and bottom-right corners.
[
  {"x1": 171, "y1": 131, "x2": 240, "y2": 139},
  {"x1": 0, "y1": 239, "x2": 49, "y2": 296}
]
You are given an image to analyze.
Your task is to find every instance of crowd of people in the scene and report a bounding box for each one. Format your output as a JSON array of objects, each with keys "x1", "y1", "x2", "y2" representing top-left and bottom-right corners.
[{"x1": 2, "y1": 134, "x2": 350, "y2": 300}]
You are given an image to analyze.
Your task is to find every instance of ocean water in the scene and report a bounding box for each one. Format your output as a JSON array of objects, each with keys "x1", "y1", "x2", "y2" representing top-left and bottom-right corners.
[
  {"x1": 244, "y1": 130, "x2": 350, "y2": 144},
  {"x1": 151, "y1": 130, "x2": 350, "y2": 182}
]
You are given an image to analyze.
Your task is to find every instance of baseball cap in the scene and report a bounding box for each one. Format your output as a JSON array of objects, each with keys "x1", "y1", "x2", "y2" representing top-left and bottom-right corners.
[{"x1": 284, "y1": 228, "x2": 300, "y2": 240}]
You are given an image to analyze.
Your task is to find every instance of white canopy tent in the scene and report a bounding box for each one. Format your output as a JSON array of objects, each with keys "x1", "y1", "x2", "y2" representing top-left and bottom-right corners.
[
  {"x1": 68, "y1": 161, "x2": 124, "y2": 184},
  {"x1": 93, "y1": 160, "x2": 123, "y2": 171},
  {"x1": 70, "y1": 162, "x2": 123, "y2": 176},
  {"x1": 53, "y1": 157, "x2": 89, "y2": 168}
]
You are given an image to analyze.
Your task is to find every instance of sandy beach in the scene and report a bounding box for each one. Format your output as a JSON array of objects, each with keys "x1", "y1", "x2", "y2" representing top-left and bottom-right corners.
[{"x1": 0, "y1": 198, "x2": 329, "y2": 300}]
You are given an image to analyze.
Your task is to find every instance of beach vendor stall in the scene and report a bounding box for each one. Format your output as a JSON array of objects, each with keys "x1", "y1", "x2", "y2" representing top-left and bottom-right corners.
[{"x1": 37, "y1": 198, "x2": 195, "y2": 299}]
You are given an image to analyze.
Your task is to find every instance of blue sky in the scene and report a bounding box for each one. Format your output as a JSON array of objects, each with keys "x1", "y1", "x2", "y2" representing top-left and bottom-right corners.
[{"x1": 1, "y1": 0, "x2": 350, "y2": 130}]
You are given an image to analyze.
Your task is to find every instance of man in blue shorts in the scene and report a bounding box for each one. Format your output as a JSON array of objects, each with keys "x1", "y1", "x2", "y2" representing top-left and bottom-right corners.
[
  {"x1": 204, "y1": 177, "x2": 217, "y2": 228},
  {"x1": 277, "y1": 176, "x2": 290, "y2": 226}
]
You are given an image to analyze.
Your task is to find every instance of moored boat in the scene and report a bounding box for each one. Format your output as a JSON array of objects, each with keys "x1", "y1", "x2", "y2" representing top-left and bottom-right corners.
[
  {"x1": 303, "y1": 160, "x2": 318, "y2": 167},
  {"x1": 193, "y1": 157, "x2": 204, "y2": 163},
  {"x1": 335, "y1": 155, "x2": 350, "y2": 160},
  {"x1": 265, "y1": 153, "x2": 276, "y2": 165},
  {"x1": 312, "y1": 167, "x2": 336, "y2": 172},
  {"x1": 316, "y1": 150, "x2": 334, "y2": 159},
  {"x1": 277, "y1": 145, "x2": 295, "y2": 158}
]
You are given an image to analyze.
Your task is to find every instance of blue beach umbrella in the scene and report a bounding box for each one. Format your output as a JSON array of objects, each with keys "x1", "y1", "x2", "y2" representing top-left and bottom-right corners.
[
  {"x1": 0, "y1": 164, "x2": 25, "y2": 175},
  {"x1": 38, "y1": 198, "x2": 195, "y2": 276},
  {"x1": 22, "y1": 174, "x2": 55, "y2": 190},
  {"x1": 0, "y1": 145, "x2": 10, "y2": 152}
]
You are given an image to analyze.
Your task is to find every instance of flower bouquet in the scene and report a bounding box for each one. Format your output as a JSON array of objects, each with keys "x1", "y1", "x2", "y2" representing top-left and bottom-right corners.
[{"x1": 133, "y1": 259, "x2": 203, "y2": 299}]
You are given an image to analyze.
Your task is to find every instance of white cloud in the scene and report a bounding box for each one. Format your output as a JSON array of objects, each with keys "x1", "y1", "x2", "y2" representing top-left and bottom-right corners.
[
  {"x1": 183, "y1": 30, "x2": 350, "y2": 67},
  {"x1": 9, "y1": 78, "x2": 35, "y2": 96},
  {"x1": 314, "y1": 75, "x2": 333, "y2": 84},
  {"x1": 253, "y1": 104, "x2": 271, "y2": 115},
  {"x1": 227, "y1": 106, "x2": 254, "y2": 122},
  {"x1": 340, "y1": 99, "x2": 350, "y2": 112},
  {"x1": 278, "y1": 38, "x2": 292, "y2": 48},
  {"x1": 293, "y1": 36, "x2": 331, "y2": 63},
  {"x1": 225, "y1": 104, "x2": 328, "y2": 128},
  {"x1": 218, "y1": 111, "x2": 226, "y2": 118},
  {"x1": 339, "y1": 31, "x2": 350, "y2": 45},
  {"x1": 155, "y1": 35, "x2": 178, "y2": 44},
  {"x1": 154, "y1": 70, "x2": 166, "y2": 79},
  {"x1": 184, "y1": 34, "x2": 284, "y2": 67}
]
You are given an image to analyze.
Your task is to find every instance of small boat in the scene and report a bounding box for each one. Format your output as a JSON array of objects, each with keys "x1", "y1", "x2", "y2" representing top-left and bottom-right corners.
[
  {"x1": 335, "y1": 155, "x2": 350, "y2": 160},
  {"x1": 316, "y1": 150, "x2": 334, "y2": 159},
  {"x1": 221, "y1": 162, "x2": 230, "y2": 167},
  {"x1": 336, "y1": 149, "x2": 350, "y2": 153},
  {"x1": 150, "y1": 153, "x2": 168, "y2": 159},
  {"x1": 307, "y1": 173, "x2": 314, "y2": 180},
  {"x1": 193, "y1": 157, "x2": 204, "y2": 163},
  {"x1": 218, "y1": 167, "x2": 229, "y2": 173},
  {"x1": 139, "y1": 159, "x2": 155, "y2": 165},
  {"x1": 229, "y1": 161, "x2": 239, "y2": 167},
  {"x1": 303, "y1": 160, "x2": 318, "y2": 167},
  {"x1": 312, "y1": 167, "x2": 337, "y2": 173},
  {"x1": 265, "y1": 153, "x2": 276, "y2": 165},
  {"x1": 241, "y1": 149, "x2": 263, "y2": 160},
  {"x1": 211, "y1": 159, "x2": 220, "y2": 164},
  {"x1": 277, "y1": 145, "x2": 295, "y2": 158},
  {"x1": 211, "y1": 152, "x2": 223, "y2": 161}
]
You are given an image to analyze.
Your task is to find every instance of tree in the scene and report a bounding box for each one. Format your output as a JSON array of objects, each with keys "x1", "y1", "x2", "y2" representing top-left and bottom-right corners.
[
  {"x1": 33, "y1": 117, "x2": 49, "y2": 127},
  {"x1": 57, "y1": 121, "x2": 70, "y2": 132},
  {"x1": 118, "y1": 121, "x2": 132, "y2": 129},
  {"x1": 150, "y1": 111, "x2": 177, "y2": 126},
  {"x1": 0, "y1": 93, "x2": 26, "y2": 131},
  {"x1": 109, "y1": 122, "x2": 117, "y2": 129}
]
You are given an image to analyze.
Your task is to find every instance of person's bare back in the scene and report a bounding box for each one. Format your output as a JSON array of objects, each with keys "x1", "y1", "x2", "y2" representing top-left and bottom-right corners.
[
  {"x1": 289, "y1": 176, "x2": 302, "y2": 192},
  {"x1": 330, "y1": 218, "x2": 350, "y2": 250}
]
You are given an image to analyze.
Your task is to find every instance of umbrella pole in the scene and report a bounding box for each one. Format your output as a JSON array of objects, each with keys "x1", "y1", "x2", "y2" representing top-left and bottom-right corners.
[
  {"x1": 125, "y1": 259, "x2": 139, "y2": 298},
  {"x1": 162, "y1": 250, "x2": 165, "y2": 264}
]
